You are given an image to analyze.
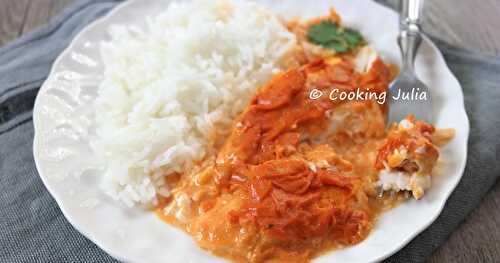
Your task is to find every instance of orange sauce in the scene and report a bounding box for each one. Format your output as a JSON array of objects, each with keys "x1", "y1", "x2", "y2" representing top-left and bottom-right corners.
[{"x1": 155, "y1": 57, "x2": 411, "y2": 262}]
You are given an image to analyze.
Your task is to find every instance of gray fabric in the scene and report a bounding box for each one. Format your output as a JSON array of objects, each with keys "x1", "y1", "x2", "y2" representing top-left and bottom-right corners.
[
  {"x1": 0, "y1": 0, "x2": 499, "y2": 262},
  {"x1": 0, "y1": 2, "x2": 123, "y2": 262}
]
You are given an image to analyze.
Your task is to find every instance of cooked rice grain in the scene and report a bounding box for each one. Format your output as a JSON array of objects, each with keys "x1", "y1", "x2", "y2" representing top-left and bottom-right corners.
[{"x1": 93, "y1": 0, "x2": 296, "y2": 206}]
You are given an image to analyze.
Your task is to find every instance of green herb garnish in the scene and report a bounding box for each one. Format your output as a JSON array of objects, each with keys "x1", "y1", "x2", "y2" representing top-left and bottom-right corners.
[{"x1": 306, "y1": 21, "x2": 364, "y2": 53}]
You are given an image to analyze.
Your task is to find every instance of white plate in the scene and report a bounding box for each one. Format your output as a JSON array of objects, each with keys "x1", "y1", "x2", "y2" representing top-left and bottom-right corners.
[{"x1": 33, "y1": 0, "x2": 469, "y2": 262}]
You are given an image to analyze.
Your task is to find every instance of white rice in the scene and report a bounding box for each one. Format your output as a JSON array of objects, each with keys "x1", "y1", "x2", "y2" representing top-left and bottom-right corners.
[{"x1": 92, "y1": 0, "x2": 296, "y2": 206}]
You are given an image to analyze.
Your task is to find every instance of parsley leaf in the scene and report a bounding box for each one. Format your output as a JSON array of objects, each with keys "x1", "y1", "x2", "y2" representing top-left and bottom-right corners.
[
  {"x1": 307, "y1": 21, "x2": 341, "y2": 43},
  {"x1": 344, "y1": 28, "x2": 363, "y2": 46},
  {"x1": 325, "y1": 41, "x2": 349, "y2": 53},
  {"x1": 306, "y1": 20, "x2": 364, "y2": 53}
]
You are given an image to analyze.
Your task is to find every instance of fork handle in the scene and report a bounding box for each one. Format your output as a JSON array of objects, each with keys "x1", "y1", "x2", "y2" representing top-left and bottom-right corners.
[{"x1": 398, "y1": 0, "x2": 423, "y2": 71}]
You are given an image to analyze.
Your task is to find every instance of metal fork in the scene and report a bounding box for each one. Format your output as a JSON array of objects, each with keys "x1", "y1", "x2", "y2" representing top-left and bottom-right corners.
[{"x1": 387, "y1": 0, "x2": 432, "y2": 124}]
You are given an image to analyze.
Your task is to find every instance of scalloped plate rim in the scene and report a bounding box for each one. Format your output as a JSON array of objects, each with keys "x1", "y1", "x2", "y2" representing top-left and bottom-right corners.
[{"x1": 32, "y1": 0, "x2": 470, "y2": 262}]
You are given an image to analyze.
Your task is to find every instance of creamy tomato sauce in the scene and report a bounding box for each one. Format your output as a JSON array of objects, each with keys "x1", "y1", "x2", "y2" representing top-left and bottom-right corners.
[
  {"x1": 156, "y1": 56, "x2": 412, "y2": 262},
  {"x1": 151, "y1": 8, "x2": 457, "y2": 261}
]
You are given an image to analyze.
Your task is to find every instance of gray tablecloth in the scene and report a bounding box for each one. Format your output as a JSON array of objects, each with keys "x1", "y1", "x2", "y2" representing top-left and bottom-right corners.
[{"x1": 1, "y1": 0, "x2": 499, "y2": 262}]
